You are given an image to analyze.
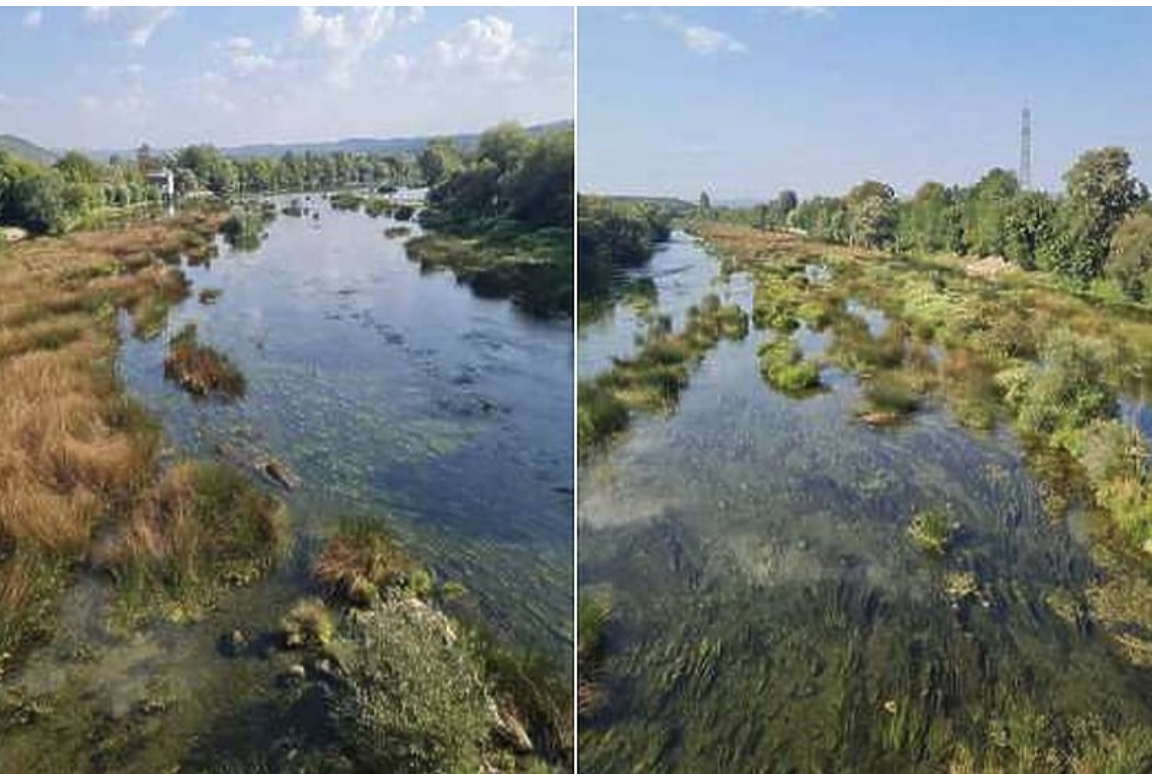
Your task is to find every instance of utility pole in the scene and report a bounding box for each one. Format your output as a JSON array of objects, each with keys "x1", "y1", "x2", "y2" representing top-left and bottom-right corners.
[{"x1": 1019, "y1": 105, "x2": 1032, "y2": 191}]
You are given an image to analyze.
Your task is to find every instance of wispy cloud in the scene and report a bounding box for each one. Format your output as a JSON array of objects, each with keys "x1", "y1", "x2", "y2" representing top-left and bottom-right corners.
[
  {"x1": 84, "y1": 6, "x2": 176, "y2": 47},
  {"x1": 22, "y1": 8, "x2": 43, "y2": 30},
  {"x1": 653, "y1": 12, "x2": 748, "y2": 56},
  {"x1": 783, "y1": 6, "x2": 834, "y2": 19}
]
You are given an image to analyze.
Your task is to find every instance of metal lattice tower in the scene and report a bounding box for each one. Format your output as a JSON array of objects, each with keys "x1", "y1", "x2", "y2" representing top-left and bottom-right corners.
[{"x1": 1019, "y1": 106, "x2": 1032, "y2": 190}]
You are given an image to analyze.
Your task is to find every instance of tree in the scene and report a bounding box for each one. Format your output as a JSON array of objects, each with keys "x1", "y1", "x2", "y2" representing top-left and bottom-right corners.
[
  {"x1": 964, "y1": 168, "x2": 1019, "y2": 256},
  {"x1": 899, "y1": 181, "x2": 963, "y2": 254},
  {"x1": 417, "y1": 138, "x2": 462, "y2": 188},
  {"x1": 54, "y1": 151, "x2": 101, "y2": 185},
  {"x1": 846, "y1": 180, "x2": 896, "y2": 249},
  {"x1": 1107, "y1": 213, "x2": 1152, "y2": 301},
  {"x1": 9, "y1": 172, "x2": 67, "y2": 233},
  {"x1": 1052, "y1": 147, "x2": 1148, "y2": 282},
  {"x1": 1003, "y1": 191, "x2": 1056, "y2": 270},
  {"x1": 699, "y1": 190, "x2": 711, "y2": 211},
  {"x1": 476, "y1": 122, "x2": 530, "y2": 176}
]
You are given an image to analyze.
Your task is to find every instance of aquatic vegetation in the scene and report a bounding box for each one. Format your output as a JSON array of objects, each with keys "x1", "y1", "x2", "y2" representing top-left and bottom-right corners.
[
  {"x1": 577, "y1": 589, "x2": 613, "y2": 718},
  {"x1": 465, "y1": 626, "x2": 575, "y2": 765},
  {"x1": 326, "y1": 600, "x2": 490, "y2": 774},
  {"x1": 198, "y1": 288, "x2": 222, "y2": 305},
  {"x1": 281, "y1": 597, "x2": 335, "y2": 649},
  {"x1": 329, "y1": 191, "x2": 365, "y2": 211},
  {"x1": 383, "y1": 225, "x2": 411, "y2": 239},
  {"x1": 220, "y1": 210, "x2": 268, "y2": 252},
  {"x1": 857, "y1": 372, "x2": 921, "y2": 425},
  {"x1": 281, "y1": 199, "x2": 304, "y2": 217},
  {"x1": 163, "y1": 323, "x2": 247, "y2": 400},
  {"x1": 94, "y1": 461, "x2": 287, "y2": 614},
  {"x1": 757, "y1": 337, "x2": 822, "y2": 396},
  {"x1": 577, "y1": 381, "x2": 630, "y2": 454},
  {"x1": 363, "y1": 197, "x2": 393, "y2": 218},
  {"x1": 906, "y1": 509, "x2": 958, "y2": 554},
  {"x1": 579, "y1": 296, "x2": 748, "y2": 452},
  {"x1": 405, "y1": 229, "x2": 573, "y2": 318},
  {"x1": 311, "y1": 517, "x2": 416, "y2": 606}
]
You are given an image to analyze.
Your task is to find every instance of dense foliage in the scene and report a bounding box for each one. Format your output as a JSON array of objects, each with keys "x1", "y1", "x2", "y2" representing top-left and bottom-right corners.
[
  {"x1": 576, "y1": 196, "x2": 673, "y2": 307},
  {"x1": 739, "y1": 146, "x2": 1152, "y2": 302},
  {"x1": 0, "y1": 142, "x2": 420, "y2": 235}
]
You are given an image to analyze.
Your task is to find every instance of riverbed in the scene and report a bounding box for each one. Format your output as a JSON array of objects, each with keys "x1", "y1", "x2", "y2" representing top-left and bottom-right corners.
[{"x1": 578, "y1": 233, "x2": 1152, "y2": 772}]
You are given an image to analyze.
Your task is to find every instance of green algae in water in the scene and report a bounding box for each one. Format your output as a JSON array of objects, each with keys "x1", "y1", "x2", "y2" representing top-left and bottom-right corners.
[{"x1": 578, "y1": 234, "x2": 1152, "y2": 773}]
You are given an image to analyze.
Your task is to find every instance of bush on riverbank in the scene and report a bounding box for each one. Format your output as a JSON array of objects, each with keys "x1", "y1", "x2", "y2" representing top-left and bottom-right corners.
[{"x1": 327, "y1": 600, "x2": 491, "y2": 774}]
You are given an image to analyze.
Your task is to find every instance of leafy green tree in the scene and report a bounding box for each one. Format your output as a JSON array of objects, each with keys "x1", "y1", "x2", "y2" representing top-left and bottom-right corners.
[
  {"x1": 899, "y1": 181, "x2": 964, "y2": 253},
  {"x1": 699, "y1": 190, "x2": 711, "y2": 211},
  {"x1": 506, "y1": 128, "x2": 573, "y2": 228},
  {"x1": 1003, "y1": 191, "x2": 1057, "y2": 269},
  {"x1": 1051, "y1": 147, "x2": 1148, "y2": 282},
  {"x1": 477, "y1": 122, "x2": 530, "y2": 176},
  {"x1": 846, "y1": 180, "x2": 896, "y2": 249},
  {"x1": 54, "y1": 151, "x2": 102, "y2": 185},
  {"x1": 9, "y1": 171, "x2": 67, "y2": 233},
  {"x1": 418, "y1": 138, "x2": 463, "y2": 187},
  {"x1": 964, "y1": 168, "x2": 1019, "y2": 256},
  {"x1": 1107, "y1": 212, "x2": 1152, "y2": 301}
]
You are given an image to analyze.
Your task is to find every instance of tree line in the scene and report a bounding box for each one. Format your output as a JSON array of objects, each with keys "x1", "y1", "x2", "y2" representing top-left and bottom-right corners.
[
  {"x1": 723, "y1": 147, "x2": 1152, "y2": 303},
  {"x1": 419, "y1": 122, "x2": 574, "y2": 234},
  {"x1": 0, "y1": 142, "x2": 424, "y2": 235}
]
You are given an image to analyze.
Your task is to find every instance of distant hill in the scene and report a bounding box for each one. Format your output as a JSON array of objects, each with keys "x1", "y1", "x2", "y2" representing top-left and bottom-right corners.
[
  {"x1": 0, "y1": 134, "x2": 58, "y2": 165},
  {"x1": 87, "y1": 119, "x2": 573, "y2": 162}
]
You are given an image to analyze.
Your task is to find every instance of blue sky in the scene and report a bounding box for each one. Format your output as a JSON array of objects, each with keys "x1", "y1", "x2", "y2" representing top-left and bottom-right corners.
[
  {"x1": 0, "y1": 6, "x2": 573, "y2": 150},
  {"x1": 578, "y1": 7, "x2": 1152, "y2": 201}
]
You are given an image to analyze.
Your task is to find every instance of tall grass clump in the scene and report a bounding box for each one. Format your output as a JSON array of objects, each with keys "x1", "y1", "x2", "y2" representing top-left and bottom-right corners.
[
  {"x1": 164, "y1": 323, "x2": 247, "y2": 400},
  {"x1": 311, "y1": 517, "x2": 417, "y2": 606}
]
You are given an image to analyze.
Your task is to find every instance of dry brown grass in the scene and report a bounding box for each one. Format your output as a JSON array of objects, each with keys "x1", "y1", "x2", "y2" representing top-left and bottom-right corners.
[
  {"x1": 312, "y1": 518, "x2": 415, "y2": 605},
  {"x1": 0, "y1": 209, "x2": 229, "y2": 649}
]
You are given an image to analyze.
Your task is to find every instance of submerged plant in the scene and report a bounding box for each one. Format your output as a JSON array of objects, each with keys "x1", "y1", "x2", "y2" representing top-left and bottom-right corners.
[{"x1": 906, "y1": 509, "x2": 958, "y2": 555}]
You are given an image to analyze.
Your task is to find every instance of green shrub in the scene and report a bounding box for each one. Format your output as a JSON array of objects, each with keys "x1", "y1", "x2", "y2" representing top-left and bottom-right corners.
[
  {"x1": 758, "y1": 338, "x2": 821, "y2": 395},
  {"x1": 327, "y1": 602, "x2": 490, "y2": 774},
  {"x1": 998, "y1": 329, "x2": 1117, "y2": 448}
]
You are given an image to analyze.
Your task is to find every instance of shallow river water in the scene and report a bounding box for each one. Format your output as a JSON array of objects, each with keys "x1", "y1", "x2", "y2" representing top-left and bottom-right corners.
[
  {"x1": 578, "y1": 234, "x2": 1152, "y2": 773},
  {"x1": 0, "y1": 196, "x2": 573, "y2": 773}
]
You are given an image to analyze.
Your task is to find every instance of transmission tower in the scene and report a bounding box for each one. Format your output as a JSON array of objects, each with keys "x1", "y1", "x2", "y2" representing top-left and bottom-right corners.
[{"x1": 1019, "y1": 105, "x2": 1032, "y2": 190}]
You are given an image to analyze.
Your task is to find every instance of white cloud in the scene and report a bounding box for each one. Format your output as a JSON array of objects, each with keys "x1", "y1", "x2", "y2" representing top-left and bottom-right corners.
[
  {"x1": 84, "y1": 6, "x2": 175, "y2": 47},
  {"x1": 682, "y1": 25, "x2": 747, "y2": 55},
  {"x1": 433, "y1": 16, "x2": 528, "y2": 81},
  {"x1": 294, "y1": 6, "x2": 424, "y2": 87},
  {"x1": 784, "y1": 6, "x2": 833, "y2": 18},
  {"x1": 22, "y1": 9, "x2": 43, "y2": 30},
  {"x1": 653, "y1": 12, "x2": 748, "y2": 56},
  {"x1": 218, "y1": 36, "x2": 277, "y2": 75}
]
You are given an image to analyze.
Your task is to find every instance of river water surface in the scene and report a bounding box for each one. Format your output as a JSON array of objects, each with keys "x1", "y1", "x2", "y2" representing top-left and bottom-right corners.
[
  {"x1": 0, "y1": 196, "x2": 572, "y2": 773},
  {"x1": 578, "y1": 234, "x2": 1152, "y2": 773}
]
